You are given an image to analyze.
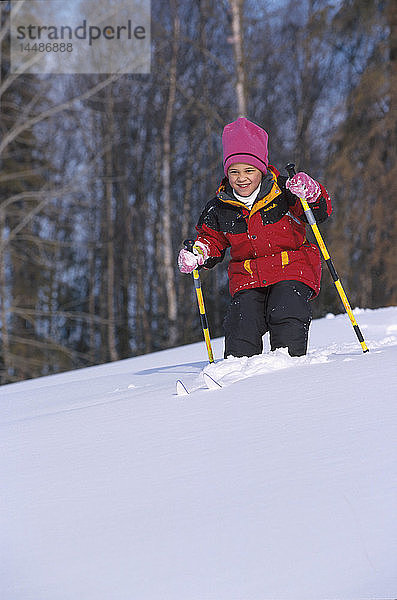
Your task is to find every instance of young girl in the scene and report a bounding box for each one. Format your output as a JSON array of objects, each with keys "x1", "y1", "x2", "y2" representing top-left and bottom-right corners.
[{"x1": 178, "y1": 117, "x2": 332, "y2": 358}]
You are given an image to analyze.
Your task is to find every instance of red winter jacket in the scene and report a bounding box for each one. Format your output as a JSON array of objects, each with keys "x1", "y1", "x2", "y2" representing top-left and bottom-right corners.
[{"x1": 195, "y1": 165, "x2": 332, "y2": 298}]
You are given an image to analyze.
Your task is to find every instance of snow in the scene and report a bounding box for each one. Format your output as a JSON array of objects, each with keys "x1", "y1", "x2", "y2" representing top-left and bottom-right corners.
[{"x1": 1, "y1": 307, "x2": 397, "y2": 600}]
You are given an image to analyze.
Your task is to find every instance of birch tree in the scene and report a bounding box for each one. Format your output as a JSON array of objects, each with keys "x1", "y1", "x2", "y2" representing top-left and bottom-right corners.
[
  {"x1": 229, "y1": 0, "x2": 247, "y2": 117},
  {"x1": 160, "y1": 4, "x2": 180, "y2": 347}
]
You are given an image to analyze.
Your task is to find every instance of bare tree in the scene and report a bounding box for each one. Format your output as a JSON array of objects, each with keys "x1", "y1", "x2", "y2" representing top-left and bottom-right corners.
[
  {"x1": 229, "y1": 0, "x2": 247, "y2": 117},
  {"x1": 103, "y1": 84, "x2": 118, "y2": 362},
  {"x1": 160, "y1": 4, "x2": 180, "y2": 347}
]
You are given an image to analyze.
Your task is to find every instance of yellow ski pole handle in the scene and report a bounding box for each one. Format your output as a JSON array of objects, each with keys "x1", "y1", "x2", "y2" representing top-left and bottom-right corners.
[
  {"x1": 193, "y1": 268, "x2": 214, "y2": 363},
  {"x1": 285, "y1": 163, "x2": 369, "y2": 353}
]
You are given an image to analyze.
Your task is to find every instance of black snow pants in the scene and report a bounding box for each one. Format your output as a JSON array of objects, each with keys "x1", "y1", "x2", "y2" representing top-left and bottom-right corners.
[{"x1": 223, "y1": 280, "x2": 313, "y2": 358}]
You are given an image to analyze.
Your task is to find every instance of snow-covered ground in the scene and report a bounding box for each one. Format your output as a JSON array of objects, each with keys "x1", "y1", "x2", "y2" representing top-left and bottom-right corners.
[{"x1": 1, "y1": 307, "x2": 396, "y2": 600}]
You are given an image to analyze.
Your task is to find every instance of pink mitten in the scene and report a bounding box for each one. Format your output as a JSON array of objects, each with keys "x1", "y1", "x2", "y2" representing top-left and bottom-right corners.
[
  {"x1": 177, "y1": 241, "x2": 210, "y2": 273},
  {"x1": 178, "y1": 249, "x2": 200, "y2": 273},
  {"x1": 286, "y1": 172, "x2": 321, "y2": 203}
]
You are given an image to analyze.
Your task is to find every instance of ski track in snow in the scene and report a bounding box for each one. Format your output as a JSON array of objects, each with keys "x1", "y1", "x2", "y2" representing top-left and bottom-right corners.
[{"x1": 187, "y1": 332, "x2": 397, "y2": 393}]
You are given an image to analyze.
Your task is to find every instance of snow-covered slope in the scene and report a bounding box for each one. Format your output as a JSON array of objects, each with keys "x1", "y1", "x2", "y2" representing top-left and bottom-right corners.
[{"x1": 1, "y1": 307, "x2": 396, "y2": 600}]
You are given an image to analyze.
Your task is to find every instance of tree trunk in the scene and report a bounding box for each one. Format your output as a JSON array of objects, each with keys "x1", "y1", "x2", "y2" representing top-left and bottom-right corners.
[
  {"x1": 0, "y1": 208, "x2": 10, "y2": 381},
  {"x1": 161, "y1": 7, "x2": 180, "y2": 347},
  {"x1": 229, "y1": 0, "x2": 247, "y2": 117},
  {"x1": 105, "y1": 85, "x2": 118, "y2": 362}
]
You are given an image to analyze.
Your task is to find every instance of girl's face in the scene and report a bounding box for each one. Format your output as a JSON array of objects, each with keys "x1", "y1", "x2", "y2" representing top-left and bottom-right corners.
[{"x1": 227, "y1": 163, "x2": 263, "y2": 197}]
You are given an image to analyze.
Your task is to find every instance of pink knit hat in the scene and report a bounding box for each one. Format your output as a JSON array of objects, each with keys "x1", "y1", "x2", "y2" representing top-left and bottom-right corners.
[{"x1": 222, "y1": 117, "x2": 269, "y2": 175}]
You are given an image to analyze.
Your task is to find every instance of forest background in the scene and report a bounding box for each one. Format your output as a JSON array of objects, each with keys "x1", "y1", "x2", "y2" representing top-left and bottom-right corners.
[{"x1": 0, "y1": 0, "x2": 395, "y2": 384}]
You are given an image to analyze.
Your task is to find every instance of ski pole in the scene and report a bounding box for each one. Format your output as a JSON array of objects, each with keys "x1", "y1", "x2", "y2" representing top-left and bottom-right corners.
[
  {"x1": 184, "y1": 240, "x2": 214, "y2": 363},
  {"x1": 285, "y1": 163, "x2": 369, "y2": 353}
]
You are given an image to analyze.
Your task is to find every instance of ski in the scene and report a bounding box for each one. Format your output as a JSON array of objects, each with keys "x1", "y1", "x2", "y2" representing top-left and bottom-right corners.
[
  {"x1": 176, "y1": 379, "x2": 189, "y2": 395},
  {"x1": 203, "y1": 372, "x2": 222, "y2": 389},
  {"x1": 176, "y1": 373, "x2": 222, "y2": 395}
]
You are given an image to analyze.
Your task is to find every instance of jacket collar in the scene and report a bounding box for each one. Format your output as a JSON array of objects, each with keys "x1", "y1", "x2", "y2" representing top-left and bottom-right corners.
[{"x1": 216, "y1": 167, "x2": 281, "y2": 214}]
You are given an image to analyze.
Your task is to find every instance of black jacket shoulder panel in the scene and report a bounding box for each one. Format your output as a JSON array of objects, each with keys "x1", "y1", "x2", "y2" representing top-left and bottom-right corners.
[
  {"x1": 198, "y1": 196, "x2": 247, "y2": 235},
  {"x1": 197, "y1": 197, "x2": 223, "y2": 230}
]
